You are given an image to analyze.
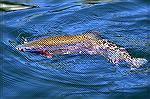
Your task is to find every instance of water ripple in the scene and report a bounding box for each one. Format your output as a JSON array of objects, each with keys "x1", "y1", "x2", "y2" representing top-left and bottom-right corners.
[{"x1": 1, "y1": 0, "x2": 150, "y2": 98}]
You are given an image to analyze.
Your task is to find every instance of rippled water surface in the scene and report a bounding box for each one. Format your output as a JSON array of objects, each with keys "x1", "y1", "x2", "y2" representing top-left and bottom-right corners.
[{"x1": 1, "y1": 0, "x2": 150, "y2": 98}]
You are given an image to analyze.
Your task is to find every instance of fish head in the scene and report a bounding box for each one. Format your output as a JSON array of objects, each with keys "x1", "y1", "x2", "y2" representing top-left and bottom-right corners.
[
  {"x1": 15, "y1": 44, "x2": 53, "y2": 58},
  {"x1": 15, "y1": 44, "x2": 33, "y2": 52}
]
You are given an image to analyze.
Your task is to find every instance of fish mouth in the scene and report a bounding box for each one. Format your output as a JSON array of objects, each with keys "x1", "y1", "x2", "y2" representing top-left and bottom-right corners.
[
  {"x1": 15, "y1": 45, "x2": 43, "y2": 53},
  {"x1": 15, "y1": 45, "x2": 32, "y2": 52}
]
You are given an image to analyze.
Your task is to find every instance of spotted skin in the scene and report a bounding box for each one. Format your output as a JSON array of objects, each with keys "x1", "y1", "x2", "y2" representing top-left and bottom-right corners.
[{"x1": 16, "y1": 31, "x2": 147, "y2": 69}]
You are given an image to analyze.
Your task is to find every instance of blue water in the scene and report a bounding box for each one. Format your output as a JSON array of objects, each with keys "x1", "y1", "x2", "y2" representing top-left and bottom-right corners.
[{"x1": 1, "y1": 0, "x2": 150, "y2": 98}]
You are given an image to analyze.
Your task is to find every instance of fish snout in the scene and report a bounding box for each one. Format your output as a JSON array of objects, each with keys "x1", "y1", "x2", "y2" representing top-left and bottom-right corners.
[
  {"x1": 16, "y1": 46, "x2": 25, "y2": 52},
  {"x1": 15, "y1": 45, "x2": 31, "y2": 52}
]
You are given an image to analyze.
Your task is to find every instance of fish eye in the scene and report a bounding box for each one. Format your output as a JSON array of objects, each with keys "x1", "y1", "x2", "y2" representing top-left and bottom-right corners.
[
  {"x1": 16, "y1": 47, "x2": 25, "y2": 52},
  {"x1": 20, "y1": 48, "x2": 25, "y2": 52}
]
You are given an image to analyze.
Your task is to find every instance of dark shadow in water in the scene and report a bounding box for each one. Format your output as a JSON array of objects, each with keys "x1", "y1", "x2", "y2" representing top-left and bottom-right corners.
[{"x1": 110, "y1": 86, "x2": 150, "y2": 99}]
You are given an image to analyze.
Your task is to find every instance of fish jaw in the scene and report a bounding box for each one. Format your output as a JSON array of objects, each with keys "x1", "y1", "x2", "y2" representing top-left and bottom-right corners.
[
  {"x1": 15, "y1": 42, "x2": 43, "y2": 52},
  {"x1": 15, "y1": 44, "x2": 53, "y2": 58},
  {"x1": 15, "y1": 44, "x2": 32, "y2": 52}
]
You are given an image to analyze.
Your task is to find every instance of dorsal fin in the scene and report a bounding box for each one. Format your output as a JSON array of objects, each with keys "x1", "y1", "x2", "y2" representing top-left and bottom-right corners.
[{"x1": 81, "y1": 30, "x2": 103, "y2": 39}]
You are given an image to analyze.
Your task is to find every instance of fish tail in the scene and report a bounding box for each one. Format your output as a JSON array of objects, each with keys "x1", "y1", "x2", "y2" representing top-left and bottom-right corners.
[
  {"x1": 128, "y1": 58, "x2": 148, "y2": 69},
  {"x1": 119, "y1": 49, "x2": 148, "y2": 69},
  {"x1": 104, "y1": 47, "x2": 148, "y2": 69}
]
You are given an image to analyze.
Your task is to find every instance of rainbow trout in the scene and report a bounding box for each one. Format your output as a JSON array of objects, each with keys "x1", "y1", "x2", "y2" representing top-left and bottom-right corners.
[{"x1": 16, "y1": 31, "x2": 147, "y2": 69}]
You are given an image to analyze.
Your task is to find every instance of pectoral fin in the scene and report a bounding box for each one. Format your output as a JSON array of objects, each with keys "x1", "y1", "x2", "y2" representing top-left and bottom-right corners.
[{"x1": 38, "y1": 49, "x2": 53, "y2": 58}]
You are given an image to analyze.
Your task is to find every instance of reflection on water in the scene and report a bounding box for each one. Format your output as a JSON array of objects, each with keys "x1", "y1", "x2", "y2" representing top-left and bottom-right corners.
[
  {"x1": 0, "y1": 0, "x2": 131, "y2": 12},
  {"x1": 84, "y1": 0, "x2": 113, "y2": 4},
  {"x1": 1, "y1": 0, "x2": 32, "y2": 3},
  {"x1": 0, "y1": 1, "x2": 36, "y2": 11}
]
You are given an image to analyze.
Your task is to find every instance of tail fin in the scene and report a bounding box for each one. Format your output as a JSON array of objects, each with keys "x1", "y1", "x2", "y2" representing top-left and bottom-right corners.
[{"x1": 130, "y1": 58, "x2": 148, "y2": 70}]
